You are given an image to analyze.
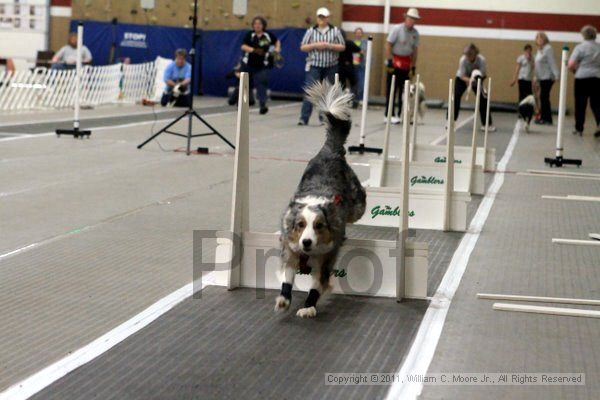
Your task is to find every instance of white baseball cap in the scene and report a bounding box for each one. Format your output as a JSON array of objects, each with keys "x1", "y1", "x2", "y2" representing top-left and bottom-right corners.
[
  {"x1": 316, "y1": 7, "x2": 331, "y2": 17},
  {"x1": 405, "y1": 8, "x2": 420, "y2": 20}
]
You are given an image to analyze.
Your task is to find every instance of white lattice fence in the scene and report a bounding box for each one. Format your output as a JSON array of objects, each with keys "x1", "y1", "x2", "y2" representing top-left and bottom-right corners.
[
  {"x1": 121, "y1": 61, "x2": 157, "y2": 103},
  {"x1": 0, "y1": 60, "x2": 161, "y2": 111}
]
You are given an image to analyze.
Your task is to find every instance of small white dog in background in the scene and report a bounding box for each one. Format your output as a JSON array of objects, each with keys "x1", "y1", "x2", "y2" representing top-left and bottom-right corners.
[
  {"x1": 168, "y1": 84, "x2": 182, "y2": 107},
  {"x1": 408, "y1": 81, "x2": 427, "y2": 123},
  {"x1": 390, "y1": 80, "x2": 427, "y2": 125}
]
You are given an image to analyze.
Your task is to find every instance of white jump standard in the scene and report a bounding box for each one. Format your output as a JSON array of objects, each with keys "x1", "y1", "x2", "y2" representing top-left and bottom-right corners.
[
  {"x1": 348, "y1": 36, "x2": 382, "y2": 155},
  {"x1": 544, "y1": 46, "x2": 582, "y2": 168},
  {"x1": 213, "y1": 73, "x2": 429, "y2": 316},
  {"x1": 55, "y1": 23, "x2": 91, "y2": 139},
  {"x1": 409, "y1": 78, "x2": 496, "y2": 172},
  {"x1": 359, "y1": 79, "x2": 472, "y2": 232}
]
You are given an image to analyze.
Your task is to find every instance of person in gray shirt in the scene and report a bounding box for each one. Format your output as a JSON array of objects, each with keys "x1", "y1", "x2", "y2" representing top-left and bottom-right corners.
[
  {"x1": 51, "y1": 32, "x2": 93, "y2": 70},
  {"x1": 534, "y1": 32, "x2": 558, "y2": 125},
  {"x1": 453, "y1": 43, "x2": 495, "y2": 131},
  {"x1": 568, "y1": 25, "x2": 600, "y2": 137},
  {"x1": 510, "y1": 44, "x2": 534, "y2": 101},
  {"x1": 384, "y1": 7, "x2": 420, "y2": 124}
]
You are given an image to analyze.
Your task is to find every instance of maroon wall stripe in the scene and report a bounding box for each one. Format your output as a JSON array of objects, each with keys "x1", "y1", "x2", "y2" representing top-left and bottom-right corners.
[
  {"x1": 50, "y1": 0, "x2": 72, "y2": 6},
  {"x1": 343, "y1": 5, "x2": 600, "y2": 32}
]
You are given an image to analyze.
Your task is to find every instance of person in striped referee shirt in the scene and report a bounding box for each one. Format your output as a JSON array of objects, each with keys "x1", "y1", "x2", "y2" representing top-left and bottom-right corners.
[{"x1": 298, "y1": 7, "x2": 346, "y2": 125}]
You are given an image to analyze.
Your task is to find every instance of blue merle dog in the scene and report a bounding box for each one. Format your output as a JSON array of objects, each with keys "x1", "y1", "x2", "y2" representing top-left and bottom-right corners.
[{"x1": 275, "y1": 81, "x2": 366, "y2": 318}]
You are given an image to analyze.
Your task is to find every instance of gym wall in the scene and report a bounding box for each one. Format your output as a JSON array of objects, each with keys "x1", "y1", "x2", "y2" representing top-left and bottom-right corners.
[
  {"x1": 51, "y1": 0, "x2": 343, "y2": 50},
  {"x1": 343, "y1": 0, "x2": 600, "y2": 110}
]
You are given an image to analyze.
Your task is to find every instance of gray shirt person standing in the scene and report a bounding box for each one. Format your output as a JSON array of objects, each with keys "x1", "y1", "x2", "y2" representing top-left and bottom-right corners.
[
  {"x1": 569, "y1": 38, "x2": 600, "y2": 79},
  {"x1": 516, "y1": 54, "x2": 534, "y2": 80},
  {"x1": 534, "y1": 32, "x2": 558, "y2": 124},
  {"x1": 568, "y1": 25, "x2": 600, "y2": 136},
  {"x1": 535, "y1": 43, "x2": 559, "y2": 81},
  {"x1": 383, "y1": 7, "x2": 420, "y2": 123},
  {"x1": 387, "y1": 23, "x2": 420, "y2": 58}
]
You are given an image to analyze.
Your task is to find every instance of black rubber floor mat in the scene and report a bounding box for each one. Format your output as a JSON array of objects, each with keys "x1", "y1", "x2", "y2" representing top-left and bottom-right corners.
[{"x1": 33, "y1": 286, "x2": 428, "y2": 400}]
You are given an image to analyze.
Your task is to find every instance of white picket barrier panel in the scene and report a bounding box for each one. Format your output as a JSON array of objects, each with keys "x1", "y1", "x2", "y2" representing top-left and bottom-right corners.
[
  {"x1": 212, "y1": 73, "x2": 429, "y2": 301},
  {"x1": 0, "y1": 58, "x2": 164, "y2": 111}
]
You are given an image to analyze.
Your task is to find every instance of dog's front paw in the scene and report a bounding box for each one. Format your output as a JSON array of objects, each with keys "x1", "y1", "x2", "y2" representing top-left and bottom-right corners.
[
  {"x1": 296, "y1": 306, "x2": 317, "y2": 318},
  {"x1": 274, "y1": 295, "x2": 290, "y2": 312}
]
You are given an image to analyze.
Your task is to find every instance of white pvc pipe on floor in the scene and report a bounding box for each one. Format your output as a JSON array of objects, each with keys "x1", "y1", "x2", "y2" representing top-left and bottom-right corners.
[
  {"x1": 359, "y1": 37, "x2": 373, "y2": 145},
  {"x1": 555, "y1": 47, "x2": 569, "y2": 159},
  {"x1": 478, "y1": 293, "x2": 600, "y2": 306},
  {"x1": 493, "y1": 303, "x2": 600, "y2": 319},
  {"x1": 552, "y1": 238, "x2": 600, "y2": 246}
]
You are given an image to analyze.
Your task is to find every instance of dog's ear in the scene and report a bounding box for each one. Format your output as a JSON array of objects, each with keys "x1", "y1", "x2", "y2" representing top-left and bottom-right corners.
[
  {"x1": 319, "y1": 202, "x2": 344, "y2": 244},
  {"x1": 282, "y1": 201, "x2": 302, "y2": 236}
]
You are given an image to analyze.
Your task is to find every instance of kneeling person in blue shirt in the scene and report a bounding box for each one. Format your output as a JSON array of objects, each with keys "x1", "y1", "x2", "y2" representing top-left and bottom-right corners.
[{"x1": 161, "y1": 49, "x2": 192, "y2": 107}]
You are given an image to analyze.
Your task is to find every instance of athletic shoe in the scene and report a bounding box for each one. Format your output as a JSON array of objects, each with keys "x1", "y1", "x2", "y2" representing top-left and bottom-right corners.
[
  {"x1": 572, "y1": 129, "x2": 582, "y2": 136},
  {"x1": 391, "y1": 116, "x2": 401, "y2": 125},
  {"x1": 297, "y1": 120, "x2": 307, "y2": 126},
  {"x1": 259, "y1": 106, "x2": 268, "y2": 115},
  {"x1": 480, "y1": 125, "x2": 497, "y2": 132}
]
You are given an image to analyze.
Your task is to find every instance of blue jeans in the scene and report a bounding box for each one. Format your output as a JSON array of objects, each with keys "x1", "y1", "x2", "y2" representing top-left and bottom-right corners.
[
  {"x1": 51, "y1": 63, "x2": 76, "y2": 71},
  {"x1": 242, "y1": 65, "x2": 269, "y2": 107},
  {"x1": 354, "y1": 65, "x2": 365, "y2": 100},
  {"x1": 300, "y1": 65, "x2": 338, "y2": 123}
]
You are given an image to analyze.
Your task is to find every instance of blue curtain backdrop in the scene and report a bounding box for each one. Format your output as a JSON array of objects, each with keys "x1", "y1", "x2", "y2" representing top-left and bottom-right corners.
[{"x1": 70, "y1": 20, "x2": 306, "y2": 96}]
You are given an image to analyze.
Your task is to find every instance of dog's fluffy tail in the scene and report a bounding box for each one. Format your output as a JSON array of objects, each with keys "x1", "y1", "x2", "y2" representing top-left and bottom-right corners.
[{"x1": 305, "y1": 80, "x2": 353, "y2": 148}]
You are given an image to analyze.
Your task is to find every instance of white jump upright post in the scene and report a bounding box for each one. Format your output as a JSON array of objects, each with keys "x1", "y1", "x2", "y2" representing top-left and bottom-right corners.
[
  {"x1": 443, "y1": 79, "x2": 455, "y2": 231},
  {"x1": 544, "y1": 46, "x2": 582, "y2": 167},
  {"x1": 468, "y1": 78, "x2": 481, "y2": 194},
  {"x1": 56, "y1": 22, "x2": 91, "y2": 139},
  {"x1": 348, "y1": 36, "x2": 382, "y2": 155},
  {"x1": 483, "y1": 78, "x2": 492, "y2": 171},
  {"x1": 378, "y1": 74, "x2": 396, "y2": 187},
  {"x1": 409, "y1": 74, "x2": 420, "y2": 161},
  {"x1": 397, "y1": 79, "x2": 411, "y2": 301},
  {"x1": 225, "y1": 72, "x2": 250, "y2": 289}
]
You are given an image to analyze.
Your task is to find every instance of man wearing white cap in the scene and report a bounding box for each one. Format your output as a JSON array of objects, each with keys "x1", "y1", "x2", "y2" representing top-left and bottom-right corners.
[
  {"x1": 384, "y1": 7, "x2": 420, "y2": 124},
  {"x1": 298, "y1": 7, "x2": 346, "y2": 125}
]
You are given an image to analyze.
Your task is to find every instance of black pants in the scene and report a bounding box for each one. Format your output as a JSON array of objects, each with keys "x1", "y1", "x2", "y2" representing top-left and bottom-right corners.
[
  {"x1": 385, "y1": 68, "x2": 410, "y2": 117},
  {"x1": 539, "y1": 79, "x2": 554, "y2": 123},
  {"x1": 338, "y1": 62, "x2": 356, "y2": 91},
  {"x1": 518, "y1": 79, "x2": 533, "y2": 101},
  {"x1": 574, "y1": 77, "x2": 600, "y2": 132},
  {"x1": 453, "y1": 78, "x2": 492, "y2": 125}
]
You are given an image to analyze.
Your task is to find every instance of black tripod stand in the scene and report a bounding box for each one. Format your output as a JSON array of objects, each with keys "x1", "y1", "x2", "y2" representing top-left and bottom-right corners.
[{"x1": 137, "y1": 0, "x2": 235, "y2": 155}]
